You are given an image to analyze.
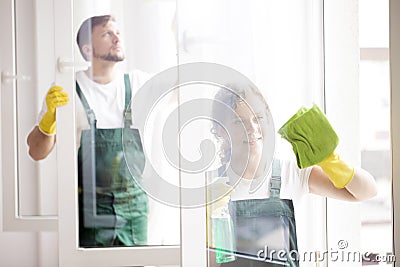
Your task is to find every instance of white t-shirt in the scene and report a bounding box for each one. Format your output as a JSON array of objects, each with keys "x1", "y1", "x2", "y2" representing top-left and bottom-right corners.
[
  {"x1": 230, "y1": 159, "x2": 311, "y2": 202},
  {"x1": 37, "y1": 69, "x2": 151, "y2": 149}
]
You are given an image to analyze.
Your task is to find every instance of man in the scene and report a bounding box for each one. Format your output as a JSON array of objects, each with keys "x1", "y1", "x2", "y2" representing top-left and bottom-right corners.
[{"x1": 27, "y1": 15, "x2": 149, "y2": 247}]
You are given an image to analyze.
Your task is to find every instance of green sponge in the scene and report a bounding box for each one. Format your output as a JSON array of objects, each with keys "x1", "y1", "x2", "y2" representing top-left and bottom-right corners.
[{"x1": 278, "y1": 104, "x2": 339, "y2": 169}]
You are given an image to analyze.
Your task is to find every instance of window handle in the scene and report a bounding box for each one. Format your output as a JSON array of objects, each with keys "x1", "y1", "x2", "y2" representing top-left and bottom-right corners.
[
  {"x1": 57, "y1": 57, "x2": 91, "y2": 73},
  {"x1": 1, "y1": 71, "x2": 31, "y2": 84}
]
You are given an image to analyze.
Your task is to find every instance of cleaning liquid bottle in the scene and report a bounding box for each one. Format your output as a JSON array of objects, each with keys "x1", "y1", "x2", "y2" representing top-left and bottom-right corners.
[{"x1": 210, "y1": 180, "x2": 236, "y2": 264}]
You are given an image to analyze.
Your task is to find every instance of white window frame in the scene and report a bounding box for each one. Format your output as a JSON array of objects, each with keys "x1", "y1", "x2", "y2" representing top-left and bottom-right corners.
[
  {"x1": 55, "y1": 0, "x2": 205, "y2": 266},
  {"x1": 325, "y1": 1, "x2": 397, "y2": 267},
  {"x1": 324, "y1": 1, "x2": 363, "y2": 266},
  {"x1": 0, "y1": 0, "x2": 57, "y2": 232},
  {"x1": 389, "y1": 0, "x2": 400, "y2": 263}
]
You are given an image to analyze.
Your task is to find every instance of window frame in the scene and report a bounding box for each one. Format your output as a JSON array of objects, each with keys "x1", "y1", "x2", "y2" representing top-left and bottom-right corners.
[
  {"x1": 0, "y1": 0, "x2": 58, "y2": 232},
  {"x1": 55, "y1": 1, "x2": 186, "y2": 266},
  {"x1": 389, "y1": 0, "x2": 400, "y2": 263}
]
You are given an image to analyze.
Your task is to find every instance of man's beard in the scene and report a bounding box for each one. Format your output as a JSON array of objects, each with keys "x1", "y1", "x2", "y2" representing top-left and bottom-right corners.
[{"x1": 93, "y1": 50, "x2": 125, "y2": 62}]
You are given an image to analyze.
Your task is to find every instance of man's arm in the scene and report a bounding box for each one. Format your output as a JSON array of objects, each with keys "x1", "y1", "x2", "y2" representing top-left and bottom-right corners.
[
  {"x1": 27, "y1": 126, "x2": 56, "y2": 161},
  {"x1": 27, "y1": 85, "x2": 69, "y2": 161}
]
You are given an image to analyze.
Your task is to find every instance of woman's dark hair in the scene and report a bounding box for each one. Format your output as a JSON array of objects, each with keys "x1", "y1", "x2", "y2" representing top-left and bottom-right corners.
[
  {"x1": 76, "y1": 15, "x2": 116, "y2": 60},
  {"x1": 211, "y1": 85, "x2": 270, "y2": 165}
]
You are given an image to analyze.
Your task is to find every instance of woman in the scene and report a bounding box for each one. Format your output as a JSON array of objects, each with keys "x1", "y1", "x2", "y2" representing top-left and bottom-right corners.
[{"x1": 208, "y1": 85, "x2": 377, "y2": 266}]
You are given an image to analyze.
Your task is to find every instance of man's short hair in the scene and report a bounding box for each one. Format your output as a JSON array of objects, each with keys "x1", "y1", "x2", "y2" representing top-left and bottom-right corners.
[{"x1": 76, "y1": 15, "x2": 116, "y2": 60}]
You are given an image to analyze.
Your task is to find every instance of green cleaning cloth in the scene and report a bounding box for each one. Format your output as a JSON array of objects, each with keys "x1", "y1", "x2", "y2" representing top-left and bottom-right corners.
[{"x1": 278, "y1": 104, "x2": 339, "y2": 169}]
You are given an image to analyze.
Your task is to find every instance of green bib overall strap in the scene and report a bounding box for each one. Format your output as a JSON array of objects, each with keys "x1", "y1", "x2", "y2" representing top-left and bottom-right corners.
[
  {"x1": 76, "y1": 74, "x2": 148, "y2": 247},
  {"x1": 76, "y1": 86, "x2": 96, "y2": 127},
  {"x1": 76, "y1": 74, "x2": 132, "y2": 128},
  {"x1": 123, "y1": 74, "x2": 133, "y2": 128}
]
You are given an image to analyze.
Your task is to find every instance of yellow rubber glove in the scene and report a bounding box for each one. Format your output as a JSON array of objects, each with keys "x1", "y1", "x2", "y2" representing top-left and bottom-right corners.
[
  {"x1": 317, "y1": 152, "x2": 355, "y2": 188},
  {"x1": 39, "y1": 85, "x2": 69, "y2": 135}
]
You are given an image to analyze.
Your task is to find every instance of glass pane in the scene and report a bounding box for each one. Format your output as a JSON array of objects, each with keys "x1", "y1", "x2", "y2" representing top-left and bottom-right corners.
[
  {"x1": 73, "y1": 0, "x2": 180, "y2": 248},
  {"x1": 175, "y1": 0, "x2": 326, "y2": 266},
  {"x1": 359, "y1": 0, "x2": 393, "y2": 265}
]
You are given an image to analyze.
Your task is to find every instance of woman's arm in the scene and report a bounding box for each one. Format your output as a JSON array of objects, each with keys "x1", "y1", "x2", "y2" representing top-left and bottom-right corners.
[{"x1": 308, "y1": 165, "x2": 377, "y2": 201}]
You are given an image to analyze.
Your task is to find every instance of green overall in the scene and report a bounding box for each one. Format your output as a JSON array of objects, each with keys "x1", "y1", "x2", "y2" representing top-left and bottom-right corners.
[
  {"x1": 224, "y1": 160, "x2": 299, "y2": 267},
  {"x1": 77, "y1": 74, "x2": 148, "y2": 247}
]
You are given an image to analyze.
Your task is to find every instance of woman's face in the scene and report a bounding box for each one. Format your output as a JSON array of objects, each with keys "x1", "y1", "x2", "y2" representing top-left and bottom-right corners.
[{"x1": 226, "y1": 93, "x2": 268, "y2": 179}]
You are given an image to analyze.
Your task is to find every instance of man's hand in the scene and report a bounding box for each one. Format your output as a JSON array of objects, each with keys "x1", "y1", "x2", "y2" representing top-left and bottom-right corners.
[{"x1": 39, "y1": 85, "x2": 69, "y2": 135}]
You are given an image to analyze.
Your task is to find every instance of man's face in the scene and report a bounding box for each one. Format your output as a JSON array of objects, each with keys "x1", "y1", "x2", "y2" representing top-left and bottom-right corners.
[{"x1": 90, "y1": 20, "x2": 125, "y2": 62}]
